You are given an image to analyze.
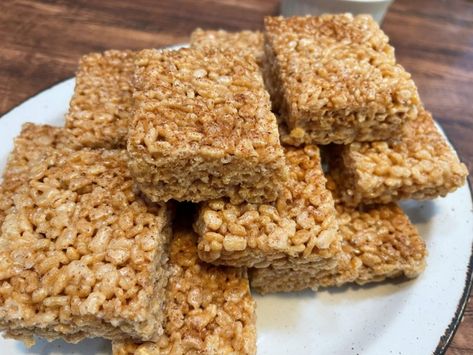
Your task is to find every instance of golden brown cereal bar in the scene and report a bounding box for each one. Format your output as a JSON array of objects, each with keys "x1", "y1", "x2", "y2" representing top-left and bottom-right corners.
[
  {"x1": 189, "y1": 28, "x2": 286, "y2": 118},
  {"x1": 0, "y1": 124, "x2": 80, "y2": 227},
  {"x1": 65, "y1": 50, "x2": 135, "y2": 148},
  {"x1": 128, "y1": 48, "x2": 288, "y2": 204},
  {"x1": 0, "y1": 187, "x2": 6, "y2": 232},
  {"x1": 250, "y1": 202, "x2": 427, "y2": 294},
  {"x1": 193, "y1": 145, "x2": 340, "y2": 270},
  {"x1": 264, "y1": 14, "x2": 421, "y2": 145},
  {"x1": 329, "y1": 110, "x2": 469, "y2": 206},
  {"x1": 112, "y1": 228, "x2": 256, "y2": 355},
  {"x1": 0, "y1": 126, "x2": 172, "y2": 345},
  {"x1": 190, "y1": 28, "x2": 264, "y2": 66}
]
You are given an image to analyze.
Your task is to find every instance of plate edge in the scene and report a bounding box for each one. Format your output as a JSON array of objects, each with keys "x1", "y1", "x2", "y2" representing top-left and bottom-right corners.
[
  {"x1": 0, "y1": 76, "x2": 74, "y2": 117},
  {"x1": 433, "y1": 142, "x2": 473, "y2": 355}
]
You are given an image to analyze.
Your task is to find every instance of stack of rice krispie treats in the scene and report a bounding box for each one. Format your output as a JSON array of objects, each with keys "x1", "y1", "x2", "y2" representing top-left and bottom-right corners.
[
  {"x1": 0, "y1": 12, "x2": 468, "y2": 354},
  {"x1": 190, "y1": 13, "x2": 467, "y2": 294}
]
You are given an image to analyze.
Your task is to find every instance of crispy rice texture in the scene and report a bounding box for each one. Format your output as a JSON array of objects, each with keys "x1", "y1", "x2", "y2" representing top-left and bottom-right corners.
[
  {"x1": 330, "y1": 110, "x2": 469, "y2": 206},
  {"x1": 190, "y1": 28, "x2": 264, "y2": 66},
  {"x1": 194, "y1": 145, "x2": 340, "y2": 269},
  {"x1": 112, "y1": 228, "x2": 256, "y2": 355},
  {"x1": 128, "y1": 48, "x2": 287, "y2": 204},
  {"x1": 250, "y1": 199, "x2": 427, "y2": 294},
  {"x1": 0, "y1": 124, "x2": 80, "y2": 227},
  {"x1": 0, "y1": 125, "x2": 172, "y2": 345},
  {"x1": 264, "y1": 14, "x2": 421, "y2": 145},
  {"x1": 65, "y1": 50, "x2": 135, "y2": 149}
]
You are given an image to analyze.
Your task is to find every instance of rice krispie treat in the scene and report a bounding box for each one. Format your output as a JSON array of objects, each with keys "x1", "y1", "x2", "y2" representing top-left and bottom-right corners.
[
  {"x1": 0, "y1": 187, "x2": 7, "y2": 230},
  {"x1": 264, "y1": 14, "x2": 421, "y2": 145},
  {"x1": 0, "y1": 124, "x2": 80, "y2": 227},
  {"x1": 128, "y1": 48, "x2": 288, "y2": 204},
  {"x1": 330, "y1": 110, "x2": 469, "y2": 206},
  {"x1": 0, "y1": 130, "x2": 172, "y2": 345},
  {"x1": 65, "y1": 50, "x2": 135, "y2": 149},
  {"x1": 112, "y1": 228, "x2": 256, "y2": 355},
  {"x1": 190, "y1": 28, "x2": 264, "y2": 66},
  {"x1": 251, "y1": 201, "x2": 427, "y2": 294},
  {"x1": 194, "y1": 145, "x2": 340, "y2": 270}
]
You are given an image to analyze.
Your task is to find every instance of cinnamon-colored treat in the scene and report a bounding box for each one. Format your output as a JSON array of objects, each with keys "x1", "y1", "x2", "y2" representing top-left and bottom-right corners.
[
  {"x1": 0, "y1": 124, "x2": 80, "y2": 227},
  {"x1": 112, "y1": 228, "x2": 256, "y2": 355},
  {"x1": 250, "y1": 201, "x2": 427, "y2": 294},
  {"x1": 0, "y1": 126, "x2": 172, "y2": 345},
  {"x1": 0, "y1": 187, "x2": 7, "y2": 230},
  {"x1": 191, "y1": 28, "x2": 264, "y2": 65},
  {"x1": 264, "y1": 14, "x2": 421, "y2": 145},
  {"x1": 65, "y1": 50, "x2": 135, "y2": 148},
  {"x1": 330, "y1": 110, "x2": 469, "y2": 206},
  {"x1": 190, "y1": 28, "x2": 286, "y2": 119},
  {"x1": 128, "y1": 48, "x2": 287, "y2": 204},
  {"x1": 194, "y1": 145, "x2": 340, "y2": 270}
]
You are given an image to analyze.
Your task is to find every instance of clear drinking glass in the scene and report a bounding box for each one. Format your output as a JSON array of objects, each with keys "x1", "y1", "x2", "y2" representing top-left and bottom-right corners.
[{"x1": 280, "y1": 0, "x2": 394, "y2": 24}]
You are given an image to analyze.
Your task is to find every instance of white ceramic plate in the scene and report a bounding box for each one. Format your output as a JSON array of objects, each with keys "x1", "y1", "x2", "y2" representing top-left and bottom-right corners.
[{"x1": 0, "y1": 77, "x2": 472, "y2": 355}]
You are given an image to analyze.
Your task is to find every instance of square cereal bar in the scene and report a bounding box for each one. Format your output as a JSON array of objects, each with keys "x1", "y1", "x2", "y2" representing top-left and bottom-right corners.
[
  {"x1": 112, "y1": 228, "x2": 256, "y2": 355},
  {"x1": 190, "y1": 28, "x2": 264, "y2": 66},
  {"x1": 190, "y1": 29, "x2": 286, "y2": 124},
  {"x1": 250, "y1": 201, "x2": 427, "y2": 294},
  {"x1": 0, "y1": 124, "x2": 80, "y2": 227},
  {"x1": 128, "y1": 48, "x2": 287, "y2": 203},
  {"x1": 264, "y1": 14, "x2": 421, "y2": 145},
  {"x1": 329, "y1": 110, "x2": 469, "y2": 206},
  {"x1": 65, "y1": 50, "x2": 135, "y2": 148},
  {"x1": 194, "y1": 145, "x2": 340, "y2": 270},
  {"x1": 0, "y1": 129, "x2": 172, "y2": 345}
]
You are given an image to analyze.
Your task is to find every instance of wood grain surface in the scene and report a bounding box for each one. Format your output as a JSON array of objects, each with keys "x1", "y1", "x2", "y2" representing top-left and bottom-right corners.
[{"x1": 0, "y1": 0, "x2": 472, "y2": 353}]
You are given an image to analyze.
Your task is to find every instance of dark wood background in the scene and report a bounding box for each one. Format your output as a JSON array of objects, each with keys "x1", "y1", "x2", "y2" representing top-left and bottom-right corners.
[{"x1": 0, "y1": 0, "x2": 472, "y2": 353}]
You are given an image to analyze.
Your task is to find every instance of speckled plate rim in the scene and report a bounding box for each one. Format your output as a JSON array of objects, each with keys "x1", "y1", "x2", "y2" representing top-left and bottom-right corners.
[{"x1": 433, "y1": 154, "x2": 473, "y2": 355}]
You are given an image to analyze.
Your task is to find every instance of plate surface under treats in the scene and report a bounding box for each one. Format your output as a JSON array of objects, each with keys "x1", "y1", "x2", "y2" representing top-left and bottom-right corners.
[{"x1": 0, "y1": 76, "x2": 472, "y2": 355}]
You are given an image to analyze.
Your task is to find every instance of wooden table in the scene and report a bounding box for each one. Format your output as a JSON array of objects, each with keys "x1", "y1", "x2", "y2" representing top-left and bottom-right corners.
[{"x1": 0, "y1": 0, "x2": 471, "y2": 353}]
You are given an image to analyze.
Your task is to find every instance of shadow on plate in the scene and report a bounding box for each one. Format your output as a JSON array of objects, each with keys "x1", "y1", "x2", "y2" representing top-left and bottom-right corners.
[
  {"x1": 16, "y1": 337, "x2": 111, "y2": 355},
  {"x1": 253, "y1": 273, "x2": 422, "y2": 306},
  {"x1": 400, "y1": 199, "x2": 438, "y2": 225}
]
